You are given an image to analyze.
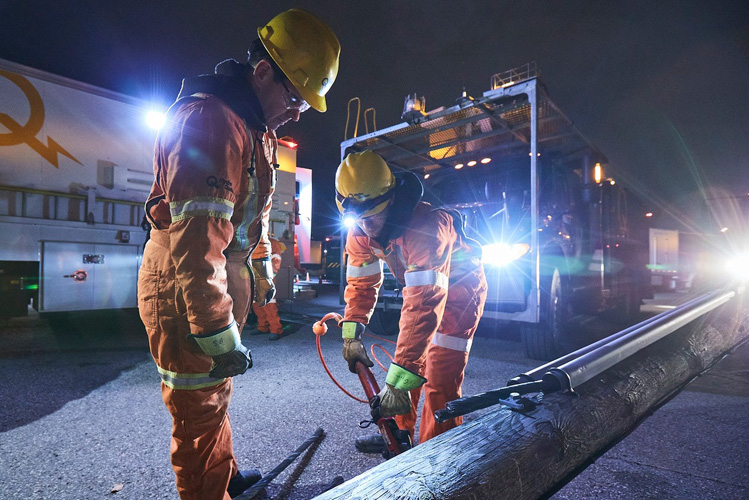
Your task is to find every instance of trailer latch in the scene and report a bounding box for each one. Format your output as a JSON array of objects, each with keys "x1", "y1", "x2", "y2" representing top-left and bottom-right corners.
[{"x1": 63, "y1": 270, "x2": 88, "y2": 282}]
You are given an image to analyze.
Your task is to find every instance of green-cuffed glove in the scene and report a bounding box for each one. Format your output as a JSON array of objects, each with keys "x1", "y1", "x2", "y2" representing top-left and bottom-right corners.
[
  {"x1": 376, "y1": 363, "x2": 427, "y2": 418},
  {"x1": 341, "y1": 321, "x2": 373, "y2": 373},
  {"x1": 252, "y1": 258, "x2": 276, "y2": 306},
  {"x1": 191, "y1": 322, "x2": 252, "y2": 379}
]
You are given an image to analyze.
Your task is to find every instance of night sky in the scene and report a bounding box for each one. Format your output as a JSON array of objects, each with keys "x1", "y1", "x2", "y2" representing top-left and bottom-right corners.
[{"x1": 1, "y1": 0, "x2": 748, "y2": 239}]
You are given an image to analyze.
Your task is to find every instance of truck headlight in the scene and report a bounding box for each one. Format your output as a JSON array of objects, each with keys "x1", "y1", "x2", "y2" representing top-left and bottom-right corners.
[
  {"x1": 481, "y1": 243, "x2": 530, "y2": 267},
  {"x1": 726, "y1": 253, "x2": 749, "y2": 282}
]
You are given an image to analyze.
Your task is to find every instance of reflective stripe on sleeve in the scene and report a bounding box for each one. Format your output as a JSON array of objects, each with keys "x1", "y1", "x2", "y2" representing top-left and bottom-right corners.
[
  {"x1": 431, "y1": 332, "x2": 473, "y2": 353},
  {"x1": 346, "y1": 260, "x2": 383, "y2": 278},
  {"x1": 404, "y1": 269, "x2": 448, "y2": 289},
  {"x1": 169, "y1": 197, "x2": 234, "y2": 222},
  {"x1": 157, "y1": 366, "x2": 226, "y2": 390}
]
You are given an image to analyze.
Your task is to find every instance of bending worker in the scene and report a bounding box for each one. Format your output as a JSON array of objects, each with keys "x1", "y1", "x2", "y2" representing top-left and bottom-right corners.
[
  {"x1": 252, "y1": 237, "x2": 287, "y2": 338},
  {"x1": 137, "y1": 10, "x2": 339, "y2": 499},
  {"x1": 335, "y1": 150, "x2": 488, "y2": 453}
]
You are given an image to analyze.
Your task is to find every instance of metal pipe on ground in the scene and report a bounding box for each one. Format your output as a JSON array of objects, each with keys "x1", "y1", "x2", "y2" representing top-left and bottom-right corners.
[
  {"x1": 552, "y1": 286, "x2": 743, "y2": 391},
  {"x1": 315, "y1": 288, "x2": 747, "y2": 499},
  {"x1": 437, "y1": 286, "x2": 743, "y2": 422},
  {"x1": 508, "y1": 290, "x2": 722, "y2": 385}
]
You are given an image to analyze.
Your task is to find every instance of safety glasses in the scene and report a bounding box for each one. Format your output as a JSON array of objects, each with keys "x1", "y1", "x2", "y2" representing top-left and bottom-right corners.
[{"x1": 279, "y1": 79, "x2": 310, "y2": 113}]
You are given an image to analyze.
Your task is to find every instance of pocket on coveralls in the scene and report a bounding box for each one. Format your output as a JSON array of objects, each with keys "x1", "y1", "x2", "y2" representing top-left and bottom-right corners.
[{"x1": 137, "y1": 269, "x2": 159, "y2": 331}]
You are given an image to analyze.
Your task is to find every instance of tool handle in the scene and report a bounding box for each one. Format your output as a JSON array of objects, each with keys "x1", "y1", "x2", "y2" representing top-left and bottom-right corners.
[
  {"x1": 355, "y1": 361, "x2": 411, "y2": 458},
  {"x1": 235, "y1": 427, "x2": 325, "y2": 500},
  {"x1": 355, "y1": 360, "x2": 381, "y2": 399},
  {"x1": 434, "y1": 379, "x2": 550, "y2": 423}
]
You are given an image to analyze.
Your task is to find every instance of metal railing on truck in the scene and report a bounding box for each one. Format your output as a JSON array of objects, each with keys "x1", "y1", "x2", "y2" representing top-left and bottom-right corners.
[
  {"x1": 338, "y1": 68, "x2": 608, "y2": 326},
  {"x1": 0, "y1": 184, "x2": 145, "y2": 227}
]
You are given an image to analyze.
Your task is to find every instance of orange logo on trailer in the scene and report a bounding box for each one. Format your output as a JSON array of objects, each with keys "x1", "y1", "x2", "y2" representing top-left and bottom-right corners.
[{"x1": 0, "y1": 69, "x2": 82, "y2": 168}]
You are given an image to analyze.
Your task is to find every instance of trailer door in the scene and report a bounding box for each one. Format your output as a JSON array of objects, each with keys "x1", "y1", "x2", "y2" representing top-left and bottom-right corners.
[{"x1": 40, "y1": 241, "x2": 139, "y2": 312}]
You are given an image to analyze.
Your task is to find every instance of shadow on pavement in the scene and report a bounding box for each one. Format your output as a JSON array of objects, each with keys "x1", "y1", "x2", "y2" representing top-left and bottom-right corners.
[{"x1": 0, "y1": 309, "x2": 151, "y2": 432}]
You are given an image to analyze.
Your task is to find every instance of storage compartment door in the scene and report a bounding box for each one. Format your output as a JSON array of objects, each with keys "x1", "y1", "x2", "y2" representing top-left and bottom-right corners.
[
  {"x1": 41, "y1": 242, "x2": 139, "y2": 312},
  {"x1": 41, "y1": 241, "x2": 96, "y2": 312},
  {"x1": 91, "y1": 243, "x2": 139, "y2": 309}
]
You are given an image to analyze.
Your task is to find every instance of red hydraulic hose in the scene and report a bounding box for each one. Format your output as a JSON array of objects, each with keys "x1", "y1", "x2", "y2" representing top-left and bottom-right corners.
[
  {"x1": 312, "y1": 312, "x2": 412, "y2": 458},
  {"x1": 313, "y1": 313, "x2": 367, "y2": 403}
]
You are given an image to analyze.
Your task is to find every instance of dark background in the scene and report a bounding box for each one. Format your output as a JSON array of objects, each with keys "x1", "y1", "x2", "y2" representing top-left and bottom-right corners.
[{"x1": 1, "y1": 0, "x2": 748, "y2": 239}]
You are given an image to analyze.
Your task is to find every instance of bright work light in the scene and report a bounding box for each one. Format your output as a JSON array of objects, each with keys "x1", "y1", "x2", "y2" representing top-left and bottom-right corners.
[
  {"x1": 146, "y1": 110, "x2": 166, "y2": 130},
  {"x1": 726, "y1": 253, "x2": 749, "y2": 282},
  {"x1": 481, "y1": 242, "x2": 530, "y2": 267}
]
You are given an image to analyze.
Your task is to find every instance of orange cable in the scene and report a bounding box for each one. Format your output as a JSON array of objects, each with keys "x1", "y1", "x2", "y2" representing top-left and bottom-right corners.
[{"x1": 312, "y1": 313, "x2": 396, "y2": 403}]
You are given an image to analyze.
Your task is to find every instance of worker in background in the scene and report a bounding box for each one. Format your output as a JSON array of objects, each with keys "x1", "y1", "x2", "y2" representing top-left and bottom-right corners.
[
  {"x1": 252, "y1": 237, "x2": 287, "y2": 338},
  {"x1": 137, "y1": 9, "x2": 339, "y2": 499},
  {"x1": 335, "y1": 151, "x2": 487, "y2": 453}
]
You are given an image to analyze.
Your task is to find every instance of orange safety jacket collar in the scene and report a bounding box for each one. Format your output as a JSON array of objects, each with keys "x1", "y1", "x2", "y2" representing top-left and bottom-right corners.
[{"x1": 178, "y1": 58, "x2": 267, "y2": 132}]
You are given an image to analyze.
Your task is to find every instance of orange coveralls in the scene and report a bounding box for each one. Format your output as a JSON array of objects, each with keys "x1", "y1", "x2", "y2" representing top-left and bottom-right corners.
[
  {"x1": 343, "y1": 202, "x2": 487, "y2": 443},
  {"x1": 252, "y1": 238, "x2": 286, "y2": 335},
  {"x1": 138, "y1": 65, "x2": 276, "y2": 500}
]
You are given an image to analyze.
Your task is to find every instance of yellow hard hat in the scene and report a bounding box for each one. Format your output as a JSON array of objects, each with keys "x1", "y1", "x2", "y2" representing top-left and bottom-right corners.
[
  {"x1": 335, "y1": 151, "x2": 396, "y2": 218},
  {"x1": 258, "y1": 9, "x2": 340, "y2": 113}
]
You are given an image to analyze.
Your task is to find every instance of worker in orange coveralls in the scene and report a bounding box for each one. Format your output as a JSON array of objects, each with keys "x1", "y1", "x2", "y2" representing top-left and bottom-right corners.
[
  {"x1": 252, "y1": 237, "x2": 287, "y2": 338},
  {"x1": 335, "y1": 150, "x2": 488, "y2": 453},
  {"x1": 137, "y1": 10, "x2": 339, "y2": 499}
]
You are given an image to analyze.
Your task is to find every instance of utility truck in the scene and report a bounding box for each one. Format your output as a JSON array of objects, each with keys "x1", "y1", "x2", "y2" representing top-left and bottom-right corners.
[
  {"x1": 273, "y1": 138, "x2": 312, "y2": 302},
  {"x1": 339, "y1": 64, "x2": 649, "y2": 360},
  {"x1": 0, "y1": 58, "x2": 156, "y2": 318},
  {"x1": 0, "y1": 59, "x2": 304, "y2": 318}
]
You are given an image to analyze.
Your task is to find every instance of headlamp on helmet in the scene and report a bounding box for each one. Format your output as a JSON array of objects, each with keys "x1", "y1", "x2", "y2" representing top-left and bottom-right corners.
[{"x1": 335, "y1": 151, "x2": 396, "y2": 219}]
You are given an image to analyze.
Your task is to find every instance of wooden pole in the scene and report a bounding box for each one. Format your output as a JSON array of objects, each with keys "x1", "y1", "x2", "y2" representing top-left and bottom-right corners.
[{"x1": 316, "y1": 296, "x2": 747, "y2": 499}]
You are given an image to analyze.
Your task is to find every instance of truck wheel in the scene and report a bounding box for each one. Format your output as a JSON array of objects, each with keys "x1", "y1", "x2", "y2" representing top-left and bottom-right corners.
[
  {"x1": 522, "y1": 268, "x2": 569, "y2": 361},
  {"x1": 368, "y1": 308, "x2": 400, "y2": 336}
]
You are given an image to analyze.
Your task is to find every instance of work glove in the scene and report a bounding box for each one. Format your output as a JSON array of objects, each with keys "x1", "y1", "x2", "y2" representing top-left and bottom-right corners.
[
  {"x1": 191, "y1": 322, "x2": 253, "y2": 379},
  {"x1": 376, "y1": 384, "x2": 413, "y2": 418},
  {"x1": 252, "y1": 258, "x2": 276, "y2": 306},
  {"x1": 341, "y1": 322, "x2": 373, "y2": 373},
  {"x1": 209, "y1": 345, "x2": 252, "y2": 379},
  {"x1": 376, "y1": 363, "x2": 427, "y2": 418}
]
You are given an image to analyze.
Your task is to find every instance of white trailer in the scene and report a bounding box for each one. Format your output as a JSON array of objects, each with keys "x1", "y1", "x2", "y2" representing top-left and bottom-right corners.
[
  {"x1": 0, "y1": 58, "x2": 307, "y2": 318},
  {"x1": 0, "y1": 59, "x2": 158, "y2": 317},
  {"x1": 648, "y1": 228, "x2": 679, "y2": 289}
]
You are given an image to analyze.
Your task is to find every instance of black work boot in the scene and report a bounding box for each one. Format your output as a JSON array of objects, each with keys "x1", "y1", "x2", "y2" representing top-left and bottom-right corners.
[
  {"x1": 355, "y1": 433, "x2": 386, "y2": 454},
  {"x1": 228, "y1": 469, "x2": 262, "y2": 498}
]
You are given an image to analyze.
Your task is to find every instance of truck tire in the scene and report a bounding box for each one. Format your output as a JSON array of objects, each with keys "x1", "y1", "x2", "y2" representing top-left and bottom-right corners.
[
  {"x1": 368, "y1": 308, "x2": 400, "y2": 336},
  {"x1": 522, "y1": 268, "x2": 569, "y2": 361}
]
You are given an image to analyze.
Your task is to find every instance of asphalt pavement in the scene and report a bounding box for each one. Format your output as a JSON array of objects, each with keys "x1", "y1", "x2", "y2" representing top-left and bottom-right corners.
[{"x1": 0, "y1": 284, "x2": 746, "y2": 499}]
